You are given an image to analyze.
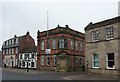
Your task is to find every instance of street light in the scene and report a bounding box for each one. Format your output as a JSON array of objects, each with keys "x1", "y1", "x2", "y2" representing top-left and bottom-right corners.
[{"x1": 26, "y1": 55, "x2": 29, "y2": 72}]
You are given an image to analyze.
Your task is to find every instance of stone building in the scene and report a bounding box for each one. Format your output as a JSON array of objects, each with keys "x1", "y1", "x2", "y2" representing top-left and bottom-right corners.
[
  {"x1": 2, "y1": 32, "x2": 35, "y2": 68},
  {"x1": 0, "y1": 51, "x2": 2, "y2": 67},
  {"x1": 37, "y1": 25, "x2": 85, "y2": 71},
  {"x1": 85, "y1": 16, "x2": 120, "y2": 76}
]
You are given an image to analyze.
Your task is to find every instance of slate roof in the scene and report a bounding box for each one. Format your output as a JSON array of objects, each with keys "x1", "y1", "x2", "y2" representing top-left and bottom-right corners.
[
  {"x1": 84, "y1": 16, "x2": 120, "y2": 31},
  {"x1": 19, "y1": 46, "x2": 37, "y2": 53}
]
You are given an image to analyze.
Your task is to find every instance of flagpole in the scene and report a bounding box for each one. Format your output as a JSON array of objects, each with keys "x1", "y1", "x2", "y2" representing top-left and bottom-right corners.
[{"x1": 47, "y1": 11, "x2": 49, "y2": 38}]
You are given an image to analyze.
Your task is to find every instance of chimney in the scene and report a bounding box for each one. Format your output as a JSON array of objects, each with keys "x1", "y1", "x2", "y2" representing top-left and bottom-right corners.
[
  {"x1": 26, "y1": 31, "x2": 30, "y2": 35},
  {"x1": 37, "y1": 30, "x2": 40, "y2": 38},
  {"x1": 14, "y1": 35, "x2": 17, "y2": 38},
  {"x1": 65, "y1": 25, "x2": 69, "y2": 28},
  {"x1": 57, "y1": 24, "x2": 60, "y2": 27}
]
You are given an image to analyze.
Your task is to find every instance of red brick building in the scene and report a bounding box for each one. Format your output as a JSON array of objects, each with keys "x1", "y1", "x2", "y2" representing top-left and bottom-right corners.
[
  {"x1": 2, "y1": 32, "x2": 35, "y2": 68},
  {"x1": 37, "y1": 25, "x2": 85, "y2": 71}
]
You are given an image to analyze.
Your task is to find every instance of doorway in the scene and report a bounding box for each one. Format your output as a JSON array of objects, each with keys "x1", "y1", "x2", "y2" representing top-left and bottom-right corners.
[{"x1": 59, "y1": 57, "x2": 66, "y2": 72}]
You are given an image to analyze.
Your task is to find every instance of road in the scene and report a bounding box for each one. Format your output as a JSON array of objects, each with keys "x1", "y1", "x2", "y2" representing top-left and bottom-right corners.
[
  {"x1": 2, "y1": 70, "x2": 65, "y2": 80},
  {"x1": 2, "y1": 68, "x2": 119, "y2": 81},
  {"x1": 2, "y1": 69, "x2": 82, "y2": 80}
]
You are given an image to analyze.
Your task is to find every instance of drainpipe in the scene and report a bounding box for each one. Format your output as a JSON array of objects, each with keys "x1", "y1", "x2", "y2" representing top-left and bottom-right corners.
[{"x1": 74, "y1": 33, "x2": 75, "y2": 71}]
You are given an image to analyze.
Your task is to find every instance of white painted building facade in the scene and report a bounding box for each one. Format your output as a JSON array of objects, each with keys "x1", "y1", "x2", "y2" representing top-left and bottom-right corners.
[{"x1": 19, "y1": 52, "x2": 37, "y2": 69}]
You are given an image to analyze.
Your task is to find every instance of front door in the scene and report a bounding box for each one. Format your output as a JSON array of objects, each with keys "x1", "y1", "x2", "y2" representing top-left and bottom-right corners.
[{"x1": 59, "y1": 58, "x2": 66, "y2": 72}]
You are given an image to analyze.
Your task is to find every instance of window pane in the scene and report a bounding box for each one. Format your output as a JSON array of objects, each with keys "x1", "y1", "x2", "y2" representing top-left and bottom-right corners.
[
  {"x1": 71, "y1": 40, "x2": 74, "y2": 50},
  {"x1": 106, "y1": 27, "x2": 114, "y2": 39},
  {"x1": 107, "y1": 53, "x2": 115, "y2": 68},
  {"x1": 53, "y1": 56, "x2": 57, "y2": 66},
  {"x1": 46, "y1": 40, "x2": 50, "y2": 49},
  {"x1": 93, "y1": 54, "x2": 98, "y2": 60},
  {"x1": 31, "y1": 54, "x2": 34, "y2": 58},
  {"x1": 80, "y1": 41, "x2": 83, "y2": 51},
  {"x1": 108, "y1": 61, "x2": 114, "y2": 68},
  {"x1": 75, "y1": 41, "x2": 78, "y2": 50},
  {"x1": 108, "y1": 53, "x2": 114, "y2": 60},
  {"x1": 92, "y1": 31, "x2": 99, "y2": 41},
  {"x1": 41, "y1": 40, "x2": 44, "y2": 50},
  {"x1": 47, "y1": 56, "x2": 50, "y2": 65},
  {"x1": 94, "y1": 61, "x2": 99, "y2": 67},
  {"x1": 41, "y1": 56, "x2": 44, "y2": 65},
  {"x1": 22, "y1": 62, "x2": 25, "y2": 67},
  {"x1": 52, "y1": 39, "x2": 56, "y2": 49},
  {"x1": 12, "y1": 48, "x2": 14, "y2": 54},
  {"x1": 31, "y1": 62, "x2": 34, "y2": 67},
  {"x1": 93, "y1": 54, "x2": 99, "y2": 68}
]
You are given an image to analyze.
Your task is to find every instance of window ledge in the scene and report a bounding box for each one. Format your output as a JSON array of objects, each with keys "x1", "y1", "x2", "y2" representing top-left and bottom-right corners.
[
  {"x1": 106, "y1": 38, "x2": 114, "y2": 40},
  {"x1": 92, "y1": 40, "x2": 99, "y2": 42},
  {"x1": 106, "y1": 68, "x2": 115, "y2": 70},
  {"x1": 92, "y1": 67, "x2": 99, "y2": 69}
]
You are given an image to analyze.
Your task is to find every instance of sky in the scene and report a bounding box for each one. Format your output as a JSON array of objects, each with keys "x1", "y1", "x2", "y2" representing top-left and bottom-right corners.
[{"x1": 0, "y1": 0, "x2": 119, "y2": 50}]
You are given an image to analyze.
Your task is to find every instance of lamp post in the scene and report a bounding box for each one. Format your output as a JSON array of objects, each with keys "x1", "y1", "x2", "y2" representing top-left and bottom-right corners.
[{"x1": 26, "y1": 56, "x2": 29, "y2": 72}]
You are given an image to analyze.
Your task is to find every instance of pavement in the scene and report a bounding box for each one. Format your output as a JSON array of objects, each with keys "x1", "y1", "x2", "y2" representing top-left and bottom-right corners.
[
  {"x1": 64, "y1": 73, "x2": 119, "y2": 80},
  {"x1": 2, "y1": 67, "x2": 119, "y2": 80}
]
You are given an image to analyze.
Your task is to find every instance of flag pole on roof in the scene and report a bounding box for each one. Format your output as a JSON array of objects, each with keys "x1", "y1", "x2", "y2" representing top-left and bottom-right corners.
[
  {"x1": 46, "y1": 11, "x2": 51, "y2": 55},
  {"x1": 47, "y1": 11, "x2": 49, "y2": 38}
]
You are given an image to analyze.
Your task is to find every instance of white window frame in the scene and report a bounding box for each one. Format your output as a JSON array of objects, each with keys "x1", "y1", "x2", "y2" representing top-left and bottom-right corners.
[
  {"x1": 9, "y1": 40, "x2": 11, "y2": 45},
  {"x1": 106, "y1": 53, "x2": 115, "y2": 69},
  {"x1": 59, "y1": 38, "x2": 65, "y2": 49},
  {"x1": 52, "y1": 39, "x2": 56, "y2": 49},
  {"x1": 70, "y1": 40, "x2": 74, "y2": 50},
  {"x1": 80, "y1": 41, "x2": 83, "y2": 51},
  {"x1": 12, "y1": 39, "x2": 14, "y2": 44},
  {"x1": 12, "y1": 48, "x2": 14, "y2": 54},
  {"x1": 92, "y1": 31, "x2": 99, "y2": 42},
  {"x1": 92, "y1": 54, "x2": 99, "y2": 68},
  {"x1": 16, "y1": 38, "x2": 19, "y2": 44},
  {"x1": 75, "y1": 41, "x2": 78, "y2": 50},
  {"x1": 41, "y1": 55, "x2": 44, "y2": 65},
  {"x1": 41, "y1": 40, "x2": 44, "y2": 50},
  {"x1": 6, "y1": 49, "x2": 8, "y2": 54},
  {"x1": 20, "y1": 54, "x2": 22, "y2": 59},
  {"x1": 106, "y1": 26, "x2": 114, "y2": 40},
  {"x1": 6, "y1": 41, "x2": 8, "y2": 46}
]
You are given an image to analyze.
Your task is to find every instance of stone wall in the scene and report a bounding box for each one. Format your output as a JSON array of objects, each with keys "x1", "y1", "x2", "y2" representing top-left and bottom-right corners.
[{"x1": 85, "y1": 23, "x2": 119, "y2": 76}]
